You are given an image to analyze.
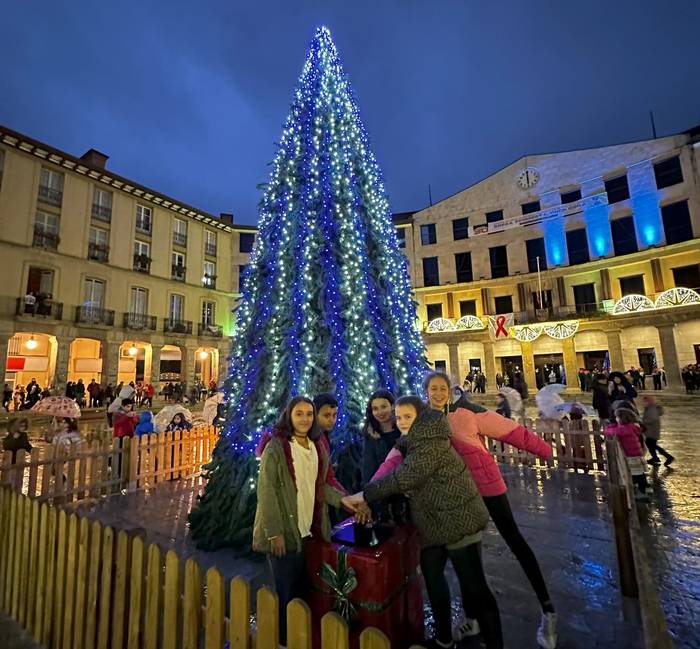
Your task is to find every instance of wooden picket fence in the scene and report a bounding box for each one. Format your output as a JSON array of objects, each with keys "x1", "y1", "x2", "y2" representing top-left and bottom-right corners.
[
  {"x1": 0, "y1": 487, "x2": 398, "y2": 649},
  {"x1": 487, "y1": 418, "x2": 607, "y2": 473},
  {"x1": 0, "y1": 426, "x2": 218, "y2": 503}
]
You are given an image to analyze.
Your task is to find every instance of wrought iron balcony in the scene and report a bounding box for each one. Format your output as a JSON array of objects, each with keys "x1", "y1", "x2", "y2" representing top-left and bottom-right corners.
[
  {"x1": 171, "y1": 265, "x2": 186, "y2": 281},
  {"x1": 32, "y1": 229, "x2": 60, "y2": 250},
  {"x1": 88, "y1": 242, "x2": 109, "y2": 262},
  {"x1": 205, "y1": 242, "x2": 217, "y2": 257},
  {"x1": 16, "y1": 296, "x2": 63, "y2": 319},
  {"x1": 202, "y1": 274, "x2": 217, "y2": 289},
  {"x1": 91, "y1": 203, "x2": 112, "y2": 222},
  {"x1": 133, "y1": 254, "x2": 151, "y2": 274},
  {"x1": 164, "y1": 318, "x2": 192, "y2": 334},
  {"x1": 173, "y1": 232, "x2": 187, "y2": 247},
  {"x1": 123, "y1": 312, "x2": 157, "y2": 330},
  {"x1": 198, "y1": 322, "x2": 223, "y2": 337},
  {"x1": 38, "y1": 185, "x2": 62, "y2": 207},
  {"x1": 75, "y1": 306, "x2": 115, "y2": 326}
]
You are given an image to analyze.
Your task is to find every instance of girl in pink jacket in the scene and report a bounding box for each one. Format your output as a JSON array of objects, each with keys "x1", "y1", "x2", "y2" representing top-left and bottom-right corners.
[
  {"x1": 374, "y1": 372, "x2": 557, "y2": 649},
  {"x1": 604, "y1": 400, "x2": 648, "y2": 498}
]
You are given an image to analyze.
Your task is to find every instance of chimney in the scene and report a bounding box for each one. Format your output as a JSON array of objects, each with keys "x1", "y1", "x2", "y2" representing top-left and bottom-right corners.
[
  {"x1": 80, "y1": 148, "x2": 109, "y2": 169},
  {"x1": 219, "y1": 212, "x2": 234, "y2": 225}
]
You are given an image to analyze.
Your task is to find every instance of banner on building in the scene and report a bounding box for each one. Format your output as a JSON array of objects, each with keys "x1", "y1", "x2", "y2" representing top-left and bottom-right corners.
[{"x1": 488, "y1": 313, "x2": 514, "y2": 340}]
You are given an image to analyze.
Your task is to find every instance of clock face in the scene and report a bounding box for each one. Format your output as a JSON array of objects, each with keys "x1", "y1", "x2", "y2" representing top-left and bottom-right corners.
[{"x1": 517, "y1": 167, "x2": 540, "y2": 189}]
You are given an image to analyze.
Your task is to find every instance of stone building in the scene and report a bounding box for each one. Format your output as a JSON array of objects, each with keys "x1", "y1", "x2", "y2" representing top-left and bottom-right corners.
[
  {"x1": 398, "y1": 125, "x2": 700, "y2": 390},
  {"x1": 0, "y1": 125, "x2": 254, "y2": 392}
]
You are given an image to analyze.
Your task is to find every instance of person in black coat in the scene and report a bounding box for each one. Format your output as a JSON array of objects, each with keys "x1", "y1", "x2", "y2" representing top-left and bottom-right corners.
[
  {"x1": 608, "y1": 371, "x2": 637, "y2": 405},
  {"x1": 591, "y1": 373, "x2": 612, "y2": 422},
  {"x1": 361, "y1": 389, "x2": 400, "y2": 486}
]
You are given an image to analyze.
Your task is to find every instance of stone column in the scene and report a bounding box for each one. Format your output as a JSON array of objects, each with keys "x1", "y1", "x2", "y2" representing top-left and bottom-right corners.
[
  {"x1": 656, "y1": 324, "x2": 682, "y2": 388},
  {"x1": 562, "y1": 336, "x2": 579, "y2": 392},
  {"x1": 0, "y1": 335, "x2": 8, "y2": 383},
  {"x1": 520, "y1": 341, "x2": 537, "y2": 394},
  {"x1": 447, "y1": 341, "x2": 461, "y2": 384},
  {"x1": 101, "y1": 340, "x2": 120, "y2": 387},
  {"x1": 217, "y1": 344, "x2": 229, "y2": 387},
  {"x1": 605, "y1": 330, "x2": 624, "y2": 371},
  {"x1": 182, "y1": 345, "x2": 198, "y2": 387},
  {"x1": 151, "y1": 345, "x2": 162, "y2": 385},
  {"x1": 53, "y1": 336, "x2": 71, "y2": 392},
  {"x1": 482, "y1": 340, "x2": 497, "y2": 393}
]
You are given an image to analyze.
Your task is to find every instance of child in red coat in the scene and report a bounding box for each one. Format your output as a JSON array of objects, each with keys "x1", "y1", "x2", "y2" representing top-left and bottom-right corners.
[{"x1": 604, "y1": 401, "x2": 648, "y2": 499}]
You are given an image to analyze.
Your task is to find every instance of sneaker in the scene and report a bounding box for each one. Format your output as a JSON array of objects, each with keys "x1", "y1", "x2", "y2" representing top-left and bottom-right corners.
[
  {"x1": 647, "y1": 459, "x2": 661, "y2": 466},
  {"x1": 664, "y1": 456, "x2": 675, "y2": 467},
  {"x1": 537, "y1": 611, "x2": 557, "y2": 649},
  {"x1": 453, "y1": 612, "x2": 480, "y2": 640}
]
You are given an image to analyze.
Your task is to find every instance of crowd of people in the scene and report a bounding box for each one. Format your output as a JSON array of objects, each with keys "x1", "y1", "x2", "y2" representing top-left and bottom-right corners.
[
  {"x1": 681, "y1": 363, "x2": 700, "y2": 393},
  {"x1": 2, "y1": 379, "x2": 48, "y2": 412}
]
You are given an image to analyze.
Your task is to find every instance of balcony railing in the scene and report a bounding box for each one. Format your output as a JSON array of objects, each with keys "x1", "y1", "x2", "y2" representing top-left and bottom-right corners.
[
  {"x1": 133, "y1": 254, "x2": 151, "y2": 274},
  {"x1": 173, "y1": 232, "x2": 187, "y2": 247},
  {"x1": 16, "y1": 296, "x2": 63, "y2": 319},
  {"x1": 171, "y1": 265, "x2": 186, "y2": 281},
  {"x1": 38, "y1": 185, "x2": 62, "y2": 207},
  {"x1": 123, "y1": 312, "x2": 157, "y2": 330},
  {"x1": 32, "y1": 229, "x2": 60, "y2": 250},
  {"x1": 198, "y1": 323, "x2": 223, "y2": 337},
  {"x1": 88, "y1": 242, "x2": 109, "y2": 262},
  {"x1": 164, "y1": 318, "x2": 192, "y2": 334},
  {"x1": 75, "y1": 306, "x2": 115, "y2": 326},
  {"x1": 205, "y1": 243, "x2": 217, "y2": 257},
  {"x1": 202, "y1": 274, "x2": 217, "y2": 289},
  {"x1": 91, "y1": 203, "x2": 112, "y2": 222}
]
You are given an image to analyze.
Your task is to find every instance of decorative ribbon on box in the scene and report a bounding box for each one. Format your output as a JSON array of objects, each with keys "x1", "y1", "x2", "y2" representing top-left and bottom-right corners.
[{"x1": 318, "y1": 547, "x2": 358, "y2": 622}]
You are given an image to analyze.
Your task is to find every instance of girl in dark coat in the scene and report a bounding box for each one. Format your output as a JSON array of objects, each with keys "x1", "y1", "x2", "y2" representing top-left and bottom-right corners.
[
  {"x1": 2, "y1": 418, "x2": 32, "y2": 463},
  {"x1": 608, "y1": 371, "x2": 637, "y2": 405},
  {"x1": 361, "y1": 389, "x2": 400, "y2": 485},
  {"x1": 591, "y1": 373, "x2": 612, "y2": 421}
]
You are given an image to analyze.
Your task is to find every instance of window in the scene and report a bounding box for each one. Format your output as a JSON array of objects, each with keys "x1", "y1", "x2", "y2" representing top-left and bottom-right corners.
[
  {"x1": 452, "y1": 218, "x2": 469, "y2": 240},
  {"x1": 205, "y1": 230, "x2": 217, "y2": 256},
  {"x1": 422, "y1": 257, "x2": 440, "y2": 286},
  {"x1": 426, "y1": 303, "x2": 443, "y2": 321},
  {"x1": 88, "y1": 227, "x2": 109, "y2": 261},
  {"x1": 92, "y1": 188, "x2": 112, "y2": 221},
  {"x1": 396, "y1": 228, "x2": 406, "y2": 248},
  {"x1": 566, "y1": 228, "x2": 590, "y2": 265},
  {"x1": 560, "y1": 188, "x2": 582, "y2": 204},
  {"x1": 459, "y1": 300, "x2": 477, "y2": 317},
  {"x1": 238, "y1": 265, "x2": 248, "y2": 292},
  {"x1": 169, "y1": 294, "x2": 184, "y2": 321},
  {"x1": 661, "y1": 200, "x2": 693, "y2": 245},
  {"x1": 611, "y1": 216, "x2": 638, "y2": 255},
  {"x1": 203, "y1": 261, "x2": 216, "y2": 288},
  {"x1": 84, "y1": 278, "x2": 105, "y2": 309},
  {"x1": 134, "y1": 240, "x2": 150, "y2": 258},
  {"x1": 239, "y1": 232, "x2": 255, "y2": 253},
  {"x1": 573, "y1": 283, "x2": 597, "y2": 313},
  {"x1": 202, "y1": 301, "x2": 216, "y2": 326},
  {"x1": 521, "y1": 200, "x2": 540, "y2": 215},
  {"x1": 526, "y1": 238, "x2": 547, "y2": 273},
  {"x1": 485, "y1": 210, "x2": 503, "y2": 224},
  {"x1": 619, "y1": 275, "x2": 645, "y2": 296},
  {"x1": 605, "y1": 175, "x2": 630, "y2": 204},
  {"x1": 489, "y1": 246, "x2": 508, "y2": 278},
  {"x1": 455, "y1": 252, "x2": 473, "y2": 283},
  {"x1": 38, "y1": 168, "x2": 64, "y2": 206},
  {"x1": 173, "y1": 218, "x2": 187, "y2": 246},
  {"x1": 33, "y1": 211, "x2": 59, "y2": 249},
  {"x1": 494, "y1": 295, "x2": 513, "y2": 314},
  {"x1": 532, "y1": 290, "x2": 552, "y2": 310},
  {"x1": 171, "y1": 251, "x2": 186, "y2": 280},
  {"x1": 135, "y1": 205, "x2": 152, "y2": 234},
  {"x1": 420, "y1": 224, "x2": 437, "y2": 245},
  {"x1": 434, "y1": 360, "x2": 447, "y2": 371},
  {"x1": 672, "y1": 264, "x2": 700, "y2": 289},
  {"x1": 130, "y1": 287, "x2": 148, "y2": 315},
  {"x1": 654, "y1": 156, "x2": 683, "y2": 189}
]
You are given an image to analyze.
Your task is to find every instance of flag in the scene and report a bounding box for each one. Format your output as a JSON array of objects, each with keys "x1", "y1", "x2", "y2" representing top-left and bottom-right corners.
[{"x1": 488, "y1": 314, "x2": 513, "y2": 340}]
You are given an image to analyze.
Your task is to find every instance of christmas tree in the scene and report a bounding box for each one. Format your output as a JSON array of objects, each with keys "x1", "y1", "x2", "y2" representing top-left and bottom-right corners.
[{"x1": 188, "y1": 26, "x2": 426, "y2": 550}]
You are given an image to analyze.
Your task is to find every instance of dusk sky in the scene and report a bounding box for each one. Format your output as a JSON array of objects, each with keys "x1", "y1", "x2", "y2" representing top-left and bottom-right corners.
[{"x1": 2, "y1": 0, "x2": 699, "y2": 225}]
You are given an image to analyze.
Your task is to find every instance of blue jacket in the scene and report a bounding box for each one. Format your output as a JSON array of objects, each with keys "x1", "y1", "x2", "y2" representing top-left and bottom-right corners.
[{"x1": 135, "y1": 411, "x2": 155, "y2": 436}]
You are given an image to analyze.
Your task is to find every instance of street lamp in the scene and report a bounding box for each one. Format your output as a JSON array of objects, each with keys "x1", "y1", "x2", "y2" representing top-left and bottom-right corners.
[
  {"x1": 25, "y1": 336, "x2": 38, "y2": 350},
  {"x1": 128, "y1": 345, "x2": 138, "y2": 356},
  {"x1": 199, "y1": 351, "x2": 209, "y2": 360}
]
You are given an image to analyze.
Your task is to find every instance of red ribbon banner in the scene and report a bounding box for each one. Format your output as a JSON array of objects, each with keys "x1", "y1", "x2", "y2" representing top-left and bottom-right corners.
[{"x1": 494, "y1": 315, "x2": 508, "y2": 338}]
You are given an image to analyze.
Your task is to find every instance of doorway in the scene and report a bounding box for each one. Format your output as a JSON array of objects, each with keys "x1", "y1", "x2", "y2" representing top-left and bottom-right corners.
[
  {"x1": 583, "y1": 350, "x2": 608, "y2": 372},
  {"x1": 637, "y1": 348, "x2": 657, "y2": 375},
  {"x1": 499, "y1": 356, "x2": 523, "y2": 386},
  {"x1": 534, "y1": 353, "x2": 564, "y2": 388}
]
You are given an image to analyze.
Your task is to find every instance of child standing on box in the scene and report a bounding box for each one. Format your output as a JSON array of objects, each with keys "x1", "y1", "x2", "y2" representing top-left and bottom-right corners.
[
  {"x1": 605, "y1": 401, "x2": 648, "y2": 499},
  {"x1": 253, "y1": 396, "x2": 356, "y2": 645}
]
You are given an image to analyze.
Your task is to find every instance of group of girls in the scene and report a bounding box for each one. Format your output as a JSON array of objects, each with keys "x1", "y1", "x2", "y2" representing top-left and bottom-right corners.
[{"x1": 253, "y1": 372, "x2": 559, "y2": 649}]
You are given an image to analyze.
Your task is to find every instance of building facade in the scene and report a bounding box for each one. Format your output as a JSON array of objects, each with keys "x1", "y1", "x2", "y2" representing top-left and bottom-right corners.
[
  {"x1": 399, "y1": 127, "x2": 700, "y2": 390},
  {"x1": 0, "y1": 125, "x2": 254, "y2": 392}
]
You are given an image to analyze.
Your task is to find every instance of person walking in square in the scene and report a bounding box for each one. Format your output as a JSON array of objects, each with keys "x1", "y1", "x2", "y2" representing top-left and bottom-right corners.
[{"x1": 642, "y1": 395, "x2": 674, "y2": 467}]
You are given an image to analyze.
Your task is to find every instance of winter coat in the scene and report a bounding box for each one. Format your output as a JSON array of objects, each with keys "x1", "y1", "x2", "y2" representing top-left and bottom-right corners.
[
  {"x1": 642, "y1": 405, "x2": 664, "y2": 440},
  {"x1": 2, "y1": 419, "x2": 32, "y2": 463},
  {"x1": 107, "y1": 386, "x2": 137, "y2": 414},
  {"x1": 87, "y1": 382, "x2": 100, "y2": 397},
  {"x1": 361, "y1": 426, "x2": 400, "y2": 486},
  {"x1": 364, "y1": 408, "x2": 489, "y2": 548},
  {"x1": 604, "y1": 422, "x2": 644, "y2": 458},
  {"x1": 608, "y1": 372, "x2": 637, "y2": 403},
  {"x1": 495, "y1": 398, "x2": 511, "y2": 419},
  {"x1": 165, "y1": 417, "x2": 192, "y2": 433},
  {"x1": 113, "y1": 410, "x2": 137, "y2": 438},
  {"x1": 252, "y1": 430, "x2": 346, "y2": 554},
  {"x1": 135, "y1": 411, "x2": 155, "y2": 436},
  {"x1": 592, "y1": 382, "x2": 612, "y2": 420}
]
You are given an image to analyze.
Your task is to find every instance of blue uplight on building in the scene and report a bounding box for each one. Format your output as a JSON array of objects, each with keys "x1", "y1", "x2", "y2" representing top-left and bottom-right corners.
[
  {"x1": 583, "y1": 202, "x2": 612, "y2": 257},
  {"x1": 544, "y1": 215, "x2": 566, "y2": 266},
  {"x1": 632, "y1": 191, "x2": 663, "y2": 246}
]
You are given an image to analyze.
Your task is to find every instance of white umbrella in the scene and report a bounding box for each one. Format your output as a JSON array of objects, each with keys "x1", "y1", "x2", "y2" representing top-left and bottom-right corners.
[
  {"x1": 535, "y1": 384, "x2": 567, "y2": 419},
  {"x1": 554, "y1": 401, "x2": 597, "y2": 417},
  {"x1": 498, "y1": 387, "x2": 522, "y2": 414},
  {"x1": 202, "y1": 392, "x2": 224, "y2": 425},
  {"x1": 154, "y1": 404, "x2": 193, "y2": 432}
]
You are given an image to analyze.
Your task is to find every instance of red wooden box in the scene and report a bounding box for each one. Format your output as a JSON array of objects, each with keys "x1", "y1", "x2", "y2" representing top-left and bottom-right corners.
[{"x1": 304, "y1": 521, "x2": 423, "y2": 648}]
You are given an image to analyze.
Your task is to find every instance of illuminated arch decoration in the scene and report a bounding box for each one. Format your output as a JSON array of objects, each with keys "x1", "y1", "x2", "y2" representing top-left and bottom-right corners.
[
  {"x1": 612, "y1": 294, "x2": 655, "y2": 315},
  {"x1": 426, "y1": 318, "x2": 456, "y2": 333},
  {"x1": 543, "y1": 320, "x2": 580, "y2": 339},
  {"x1": 512, "y1": 324, "x2": 543, "y2": 342},
  {"x1": 455, "y1": 315, "x2": 485, "y2": 331},
  {"x1": 654, "y1": 287, "x2": 700, "y2": 309}
]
